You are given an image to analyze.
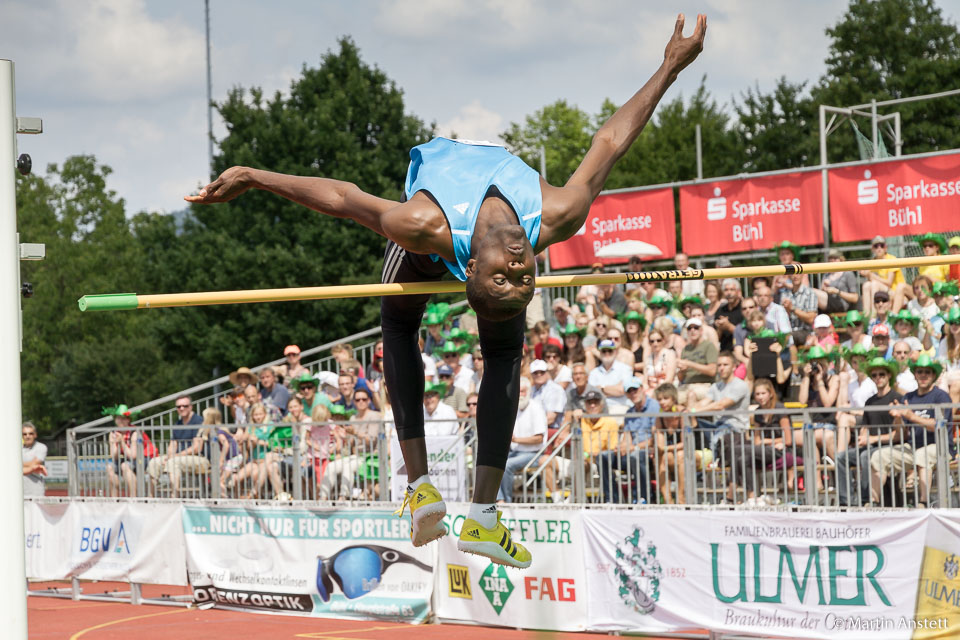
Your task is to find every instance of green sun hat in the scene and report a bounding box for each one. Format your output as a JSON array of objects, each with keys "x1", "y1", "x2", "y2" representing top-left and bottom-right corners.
[
  {"x1": 890, "y1": 309, "x2": 921, "y2": 326},
  {"x1": 647, "y1": 295, "x2": 673, "y2": 310},
  {"x1": 329, "y1": 404, "x2": 357, "y2": 419},
  {"x1": 448, "y1": 327, "x2": 477, "y2": 346},
  {"x1": 800, "y1": 345, "x2": 834, "y2": 363},
  {"x1": 291, "y1": 372, "x2": 320, "y2": 392},
  {"x1": 423, "y1": 312, "x2": 444, "y2": 326},
  {"x1": 559, "y1": 320, "x2": 586, "y2": 337},
  {"x1": 860, "y1": 356, "x2": 900, "y2": 378},
  {"x1": 942, "y1": 307, "x2": 960, "y2": 325},
  {"x1": 620, "y1": 310, "x2": 647, "y2": 330},
  {"x1": 932, "y1": 280, "x2": 960, "y2": 297},
  {"x1": 773, "y1": 241, "x2": 803, "y2": 261},
  {"x1": 678, "y1": 295, "x2": 705, "y2": 310},
  {"x1": 425, "y1": 302, "x2": 450, "y2": 322},
  {"x1": 841, "y1": 344, "x2": 877, "y2": 364},
  {"x1": 908, "y1": 353, "x2": 944, "y2": 378},
  {"x1": 917, "y1": 233, "x2": 948, "y2": 254},
  {"x1": 424, "y1": 381, "x2": 447, "y2": 396},
  {"x1": 439, "y1": 340, "x2": 467, "y2": 356},
  {"x1": 102, "y1": 404, "x2": 141, "y2": 419},
  {"x1": 843, "y1": 310, "x2": 866, "y2": 327}
]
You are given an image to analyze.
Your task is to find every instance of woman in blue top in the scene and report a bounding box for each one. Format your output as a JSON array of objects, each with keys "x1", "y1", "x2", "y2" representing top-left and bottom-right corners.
[{"x1": 187, "y1": 14, "x2": 707, "y2": 568}]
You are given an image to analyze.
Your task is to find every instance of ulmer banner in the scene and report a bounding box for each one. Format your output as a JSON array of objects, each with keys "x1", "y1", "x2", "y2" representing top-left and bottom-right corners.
[
  {"x1": 679, "y1": 172, "x2": 823, "y2": 255},
  {"x1": 829, "y1": 153, "x2": 960, "y2": 242},
  {"x1": 547, "y1": 188, "x2": 676, "y2": 269}
]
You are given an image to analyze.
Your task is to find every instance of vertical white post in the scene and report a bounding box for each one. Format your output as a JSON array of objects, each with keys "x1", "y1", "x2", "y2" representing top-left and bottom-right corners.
[
  {"x1": 818, "y1": 104, "x2": 831, "y2": 254},
  {"x1": 695, "y1": 124, "x2": 703, "y2": 180},
  {"x1": 0, "y1": 59, "x2": 28, "y2": 639},
  {"x1": 539, "y1": 145, "x2": 551, "y2": 275},
  {"x1": 870, "y1": 99, "x2": 878, "y2": 159}
]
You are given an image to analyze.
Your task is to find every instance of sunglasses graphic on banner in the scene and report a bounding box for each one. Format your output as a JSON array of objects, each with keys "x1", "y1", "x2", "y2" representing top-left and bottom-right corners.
[{"x1": 315, "y1": 544, "x2": 430, "y2": 602}]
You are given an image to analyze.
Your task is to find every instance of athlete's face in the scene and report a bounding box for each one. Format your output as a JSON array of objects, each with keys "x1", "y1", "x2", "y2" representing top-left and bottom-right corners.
[{"x1": 467, "y1": 227, "x2": 536, "y2": 309}]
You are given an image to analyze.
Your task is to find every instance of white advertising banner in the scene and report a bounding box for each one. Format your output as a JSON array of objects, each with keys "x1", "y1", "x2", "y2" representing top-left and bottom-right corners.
[
  {"x1": 583, "y1": 509, "x2": 934, "y2": 639},
  {"x1": 434, "y1": 505, "x2": 587, "y2": 631},
  {"x1": 24, "y1": 500, "x2": 186, "y2": 585},
  {"x1": 182, "y1": 505, "x2": 434, "y2": 622},
  {"x1": 390, "y1": 436, "x2": 467, "y2": 502}
]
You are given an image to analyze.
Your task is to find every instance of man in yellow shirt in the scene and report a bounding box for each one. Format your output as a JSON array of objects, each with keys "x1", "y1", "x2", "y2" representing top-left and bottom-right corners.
[
  {"x1": 580, "y1": 390, "x2": 621, "y2": 458},
  {"x1": 860, "y1": 235, "x2": 903, "y2": 316}
]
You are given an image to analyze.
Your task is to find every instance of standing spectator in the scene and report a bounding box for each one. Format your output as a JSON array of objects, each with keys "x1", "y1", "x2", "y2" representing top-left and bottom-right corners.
[
  {"x1": 778, "y1": 272, "x2": 817, "y2": 344},
  {"x1": 423, "y1": 382, "x2": 460, "y2": 436},
  {"x1": 674, "y1": 252, "x2": 704, "y2": 296},
  {"x1": 860, "y1": 235, "x2": 904, "y2": 317},
  {"x1": 530, "y1": 359, "x2": 567, "y2": 431},
  {"x1": 798, "y1": 346, "x2": 841, "y2": 461},
  {"x1": 148, "y1": 395, "x2": 207, "y2": 498},
  {"x1": 498, "y1": 377, "x2": 547, "y2": 503},
  {"x1": 588, "y1": 339, "x2": 634, "y2": 414},
  {"x1": 22, "y1": 422, "x2": 47, "y2": 497},
  {"x1": 228, "y1": 366, "x2": 258, "y2": 390},
  {"x1": 437, "y1": 365, "x2": 469, "y2": 418},
  {"x1": 259, "y1": 367, "x2": 290, "y2": 415},
  {"x1": 714, "y1": 279, "x2": 745, "y2": 352},
  {"x1": 279, "y1": 345, "x2": 308, "y2": 388},
  {"x1": 677, "y1": 317, "x2": 718, "y2": 401},
  {"x1": 598, "y1": 379, "x2": 658, "y2": 503}
]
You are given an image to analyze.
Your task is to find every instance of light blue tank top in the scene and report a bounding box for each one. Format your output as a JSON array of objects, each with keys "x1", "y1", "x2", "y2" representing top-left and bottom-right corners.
[{"x1": 404, "y1": 137, "x2": 542, "y2": 281}]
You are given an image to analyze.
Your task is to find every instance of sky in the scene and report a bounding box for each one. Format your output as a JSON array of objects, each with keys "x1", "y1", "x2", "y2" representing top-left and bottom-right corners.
[{"x1": 4, "y1": 0, "x2": 960, "y2": 216}]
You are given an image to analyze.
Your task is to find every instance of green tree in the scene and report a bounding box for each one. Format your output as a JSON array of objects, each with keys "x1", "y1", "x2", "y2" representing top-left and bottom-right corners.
[
  {"x1": 501, "y1": 100, "x2": 593, "y2": 186},
  {"x1": 153, "y1": 38, "x2": 434, "y2": 375},
  {"x1": 734, "y1": 78, "x2": 817, "y2": 172}
]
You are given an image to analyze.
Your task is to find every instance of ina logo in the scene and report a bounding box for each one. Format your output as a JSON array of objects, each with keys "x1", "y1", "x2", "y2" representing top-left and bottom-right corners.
[
  {"x1": 858, "y1": 169, "x2": 879, "y2": 205},
  {"x1": 614, "y1": 526, "x2": 662, "y2": 615},
  {"x1": 447, "y1": 564, "x2": 472, "y2": 599},
  {"x1": 479, "y1": 563, "x2": 514, "y2": 614},
  {"x1": 706, "y1": 187, "x2": 726, "y2": 221},
  {"x1": 944, "y1": 554, "x2": 959, "y2": 580}
]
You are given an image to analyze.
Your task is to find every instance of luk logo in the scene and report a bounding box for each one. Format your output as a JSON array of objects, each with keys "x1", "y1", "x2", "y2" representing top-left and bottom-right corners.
[
  {"x1": 479, "y1": 563, "x2": 514, "y2": 614},
  {"x1": 78, "y1": 522, "x2": 132, "y2": 554},
  {"x1": 707, "y1": 187, "x2": 726, "y2": 221},
  {"x1": 615, "y1": 525, "x2": 661, "y2": 615},
  {"x1": 447, "y1": 564, "x2": 472, "y2": 599},
  {"x1": 523, "y1": 577, "x2": 576, "y2": 601},
  {"x1": 858, "y1": 170, "x2": 879, "y2": 205}
]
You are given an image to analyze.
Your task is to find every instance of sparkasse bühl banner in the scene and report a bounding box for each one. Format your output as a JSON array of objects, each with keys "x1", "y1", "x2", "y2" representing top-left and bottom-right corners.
[
  {"x1": 547, "y1": 188, "x2": 676, "y2": 269},
  {"x1": 829, "y1": 153, "x2": 960, "y2": 242},
  {"x1": 679, "y1": 172, "x2": 823, "y2": 256}
]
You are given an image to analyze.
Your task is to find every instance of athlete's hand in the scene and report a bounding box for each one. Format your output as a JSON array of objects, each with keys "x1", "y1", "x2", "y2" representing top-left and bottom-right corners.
[
  {"x1": 663, "y1": 13, "x2": 706, "y2": 76},
  {"x1": 185, "y1": 166, "x2": 253, "y2": 204}
]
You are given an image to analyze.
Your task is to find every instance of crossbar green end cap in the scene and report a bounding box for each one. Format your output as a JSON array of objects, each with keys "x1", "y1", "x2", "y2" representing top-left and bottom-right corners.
[{"x1": 78, "y1": 293, "x2": 139, "y2": 312}]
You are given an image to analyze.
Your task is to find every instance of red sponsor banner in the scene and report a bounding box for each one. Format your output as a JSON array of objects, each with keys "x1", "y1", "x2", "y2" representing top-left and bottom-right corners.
[
  {"x1": 829, "y1": 154, "x2": 960, "y2": 241},
  {"x1": 547, "y1": 188, "x2": 676, "y2": 270},
  {"x1": 678, "y1": 172, "x2": 823, "y2": 256}
]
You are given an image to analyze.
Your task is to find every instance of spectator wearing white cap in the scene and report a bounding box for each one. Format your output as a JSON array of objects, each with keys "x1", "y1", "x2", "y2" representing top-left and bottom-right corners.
[
  {"x1": 279, "y1": 345, "x2": 308, "y2": 388},
  {"x1": 530, "y1": 359, "x2": 567, "y2": 431},
  {"x1": 677, "y1": 317, "x2": 718, "y2": 400},
  {"x1": 588, "y1": 339, "x2": 634, "y2": 413},
  {"x1": 859, "y1": 235, "x2": 904, "y2": 316},
  {"x1": 809, "y1": 313, "x2": 839, "y2": 351}
]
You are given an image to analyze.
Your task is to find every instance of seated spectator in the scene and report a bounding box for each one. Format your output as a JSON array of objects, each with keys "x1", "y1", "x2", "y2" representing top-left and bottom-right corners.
[
  {"x1": 566, "y1": 362, "x2": 607, "y2": 417},
  {"x1": 579, "y1": 388, "x2": 621, "y2": 469},
  {"x1": 932, "y1": 280, "x2": 957, "y2": 316},
  {"x1": 778, "y1": 272, "x2": 817, "y2": 344},
  {"x1": 686, "y1": 306, "x2": 719, "y2": 348},
  {"x1": 653, "y1": 315, "x2": 686, "y2": 356},
  {"x1": 448, "y1": 328, "x2": 477, "y2": 369},
  {"x1": 279, "y1": 345, "x2": 308, "y2": 388},
  {"x1": 666, "y1": 281, "x2": 686, "y2": 319},
  {"x1": 690, "y1": 351, "x2": 751, "y2": 453},
  {"x1": 233, "y1": 402, "x2": 283, "y2": 499},
  {"x1": 715, "y1": 279, "x2": 746, "y2": 352},
  {"x1": 589, "y1": 339, "x2": 634, "y2": 414},
  {"x1": 813, "y1": 250, "x2": 860, "y2": 313},
  {"x1": 732, "y1": 297, "x2": 761, "y2": 368},
  {"x1": 724, "y1": 378, "x2": 795, "y2": 505},
  {"x1": 893, "y1": 234, "x2": 950, "y2": 311},
  {"x1": 869, "y1": 355, "x2": 950, "y2": 507},
  {"x1": 200, "y1": 407, "x2": 242, "y2": 496},
  {"x1": 560, "y1": 320, "x2": 593, "y2": 371},
  {"x1": 147, "y1": 395, "x2": 207, "y2": 498},
  {"x1": 530, "y1": 359, "x2": 567, "y2": 431},
  {"x1": 905, "y1": 276, "x2": 942, "y2": 347},
  {"x1": 839, "y1": 310, "x2": 871, "y2": 350},
  {"x1": 470, "y1": 346, "x2": 485, "y2": 392},
  {"x1": 423, "y1": 309, "x2": 447, "y2": 357},
  {"x1": 835, "y1": 357, "x2": 902, "y2": 507},
  {"x1": 331, "y1": 343, "x2": 362, "y2": 378},
  {"x1": 744, "y1": 327, "x2": 792, "y2": 388},
  {"x1": 798, "y1": 346, "x2": 840, "y2": 461},
  {"x1": 624, "y1": 255, "x2": 645, "y2": 294},
  {"x1": 771, "y1": 241, "x2": 808, "y2": 291},
  {"x1": 868, "y1": 290, "x2": 894, "y2": 335},
  {"x1": 655, "y1": 383, "x2": 704, "y2": 505},
  {"x1": 258, "y1": 367, "x2": 290, "y2": 415},
  {"x1": 950, "y1": 237, "x2": 960, "y2": 282},
  {"x1": 810, "y1": 314, "x2": 839, "y2": 350},
  {"x1": 755, "y1": 285, "x2": 793, "y2": 337},
  {"x1": 228, "y1": 366, "x2": 258, "y2": 390},
  {"x1": 677, "y1": 317, "x2": 718, "y2": 403},
  {"x1": 21, "y1": 421, "x2": 47, "y2": 498},
  {"x1": 605, "y1": 327, "x2": 636, "y2": 370},
  {"x1": 704, "y1": 281, "x2": 723, "y2": 326},
  {"x1": 438, "y1": 341, "x2": 474, "y2": 393},
  {"x1": 291, "y1": 372, "x2": 327, "y2": 416},
  {"x1": 532, "y1": 320, "x2": 562, "y2": 360},
  {"x1": 594, "y1": 283, "x2": 629, "y2": 320},
  {"x1": 305, "y1": 404, "x2": 333, "y2": 497},
  {"x1": 892, "y1": 340, "x2": 919, "y2": 393},
  {"x1": 871, "y1": 324, "x2": 892, "y2": 359},
  {"x1": 498, "y1": 377, "x2": 547, "y2": 503},
  {"x1": 890, "y1": 310, "x2": 924, "y2": 354},
  {"x1": 335, "y1": 372, "x2": 359, "y2": 412},
  {"x1": 437, "y1": 365, "x2": 469, "y2": 418},
  {"x1": 636, "y1": 280, "x2": 669, "y2": 307},
  {"x1": 622, "y1": 311, "x2": 647, "y2": 376},
  {"x1": 324, "y1": 405, "x2": 359, "y2": 500},
  {"x1": 243, "y1": 384, "x2": 282, "y2": 422},
  {"x1": 598, "y1": 378, "x2": 658, "y2": 504},
  {"x1": 542, "y1": 343, "x2": 572, "y2": 389},
  {"x1": 675, "y1": 252, "x2": 705, "y2": 297},
  {"x1": 366, "y1": 341, "x2": 385, "y2": 391},
  {"x1": 219, "y1": 386, "x2": 246, "y2": 424},
  {"x1": 551, "y1": 297, "x2": 572, "y2": 337},
  {"x1": 859, "y1": 236, "x2": 904, "y2": 316},
  {"x1": 836, "y1": 344, "x2": 880, "y2": 452},
  {"x1": 643, "y1": 326, "x2": 678, "y2": 396},
  {"x1": 102, "y1": 405, "x2": 151, "y2": 497},
  {"x1": 423, "y1": 382, "x2": 460, "y2": 436},
  {"x1": 575, "y1": 262, "x2": 606, "y2": 310},
  {"x1": 939, "y1": 307, "x2": 960, "y2": 371}
]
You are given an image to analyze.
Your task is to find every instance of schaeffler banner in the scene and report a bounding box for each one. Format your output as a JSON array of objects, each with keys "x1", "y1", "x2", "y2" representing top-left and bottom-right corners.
[
  {"x1": 829, "y1": 154, "x2": 960, "y2": 242},
  {"x1": 182, "y1": 505, "x2": 434, "y2": 622},
  {"x1": 547, "y1": 189, "x2": 676, "y2": 269},
  {"x1": 434, "y1": 505, "x2": 588, "y2": 631},
  {"x1": 583, "y1": 509, "x2": 934, "y2": 639},
  {"x1": 679, "y1": 172, "x2": 823, "y2": 255}
]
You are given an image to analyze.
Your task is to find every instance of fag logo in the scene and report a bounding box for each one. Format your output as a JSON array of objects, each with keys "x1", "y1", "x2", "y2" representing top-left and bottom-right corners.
[
  {"x1": 707, "y1": 187, "x2": 726, "y2": 221},
  {"x1": 858, "y1": 170, "x2": 879, "y2": 205},
  {"x1": 523, "y1": 577, "x2": 576, "y2": 602},
  {"x1": 447, "y1": 564, "x2": 472, "y2": 599}
]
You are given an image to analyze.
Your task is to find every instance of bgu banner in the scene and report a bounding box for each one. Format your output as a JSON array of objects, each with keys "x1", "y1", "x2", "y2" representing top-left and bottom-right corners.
[
  {"x1": 547, "y1": 189, "x2": 676, "y2": 269},
  {"x1": 679, "y1": 172, "x2": 823, "y2": 256},
  {"x1": 829, "y1": 154, "x2": 960, "y2": 242}
]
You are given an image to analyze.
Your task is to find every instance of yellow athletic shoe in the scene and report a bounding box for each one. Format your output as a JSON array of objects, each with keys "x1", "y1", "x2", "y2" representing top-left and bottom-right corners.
[
  {"x1": 457, "y1": 510, "x2": 532, "y2": 569},
  {"x1": 394, "y1": 482, "x2": 447, "y2": 547}
]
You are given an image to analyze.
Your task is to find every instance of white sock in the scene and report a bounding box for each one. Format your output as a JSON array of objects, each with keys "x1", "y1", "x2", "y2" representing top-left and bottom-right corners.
[
  {"x1": 469, "y1": 502, "x2": 498, "y2": 529},
  {"x1": 408, "y1": 474, "x2": 431, "y2": 491},
  {"x1": 551, "y1": 492, "x2": 562, "y2": 503}
]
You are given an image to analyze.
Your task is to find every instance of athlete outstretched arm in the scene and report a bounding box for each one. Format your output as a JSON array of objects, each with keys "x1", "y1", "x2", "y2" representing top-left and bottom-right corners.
[{"x1": 537, "y1": 13, "x2": 707, "y2": 250}]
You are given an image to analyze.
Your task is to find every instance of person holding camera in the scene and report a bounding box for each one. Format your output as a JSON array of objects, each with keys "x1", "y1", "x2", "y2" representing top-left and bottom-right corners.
[{"x1": 798, "y1": 346, "x2": 840, "y2": 463}]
